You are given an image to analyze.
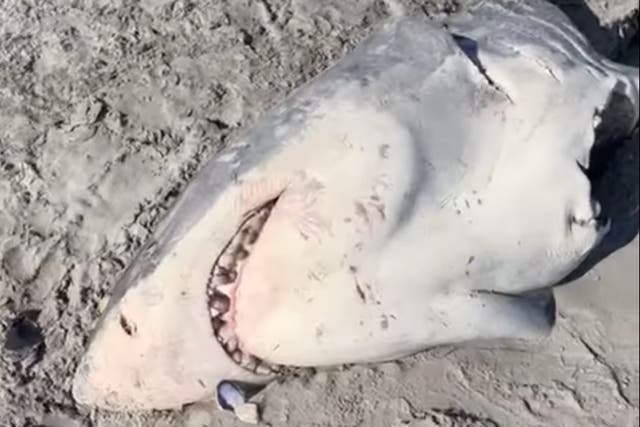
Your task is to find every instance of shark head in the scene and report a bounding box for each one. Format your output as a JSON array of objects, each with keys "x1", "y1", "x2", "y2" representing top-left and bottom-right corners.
[{"x1": 73, "y1": 0, "x2": 638, "y2": 411}]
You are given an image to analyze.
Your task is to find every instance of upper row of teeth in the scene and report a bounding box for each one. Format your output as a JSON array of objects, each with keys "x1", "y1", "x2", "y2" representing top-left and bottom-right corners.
[{"x1": 207, "y1": 202, "x2": 279, "y2": 375}]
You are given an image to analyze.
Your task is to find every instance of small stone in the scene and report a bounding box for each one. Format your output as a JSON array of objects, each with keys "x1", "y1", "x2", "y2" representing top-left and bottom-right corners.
[{"x1": 234, "y1": 403, "x2": 260, "y2": 424}]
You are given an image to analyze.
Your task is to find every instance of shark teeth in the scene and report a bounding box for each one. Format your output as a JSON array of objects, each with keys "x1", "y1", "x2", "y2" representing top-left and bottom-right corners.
[{"x1": 206, "y1": 199, "x2": 279, "y2": 375}]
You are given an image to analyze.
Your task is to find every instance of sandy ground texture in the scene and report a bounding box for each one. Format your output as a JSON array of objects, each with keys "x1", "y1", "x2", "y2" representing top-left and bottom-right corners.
[{"x1": 0, "y1": 0, "x2": 638, "y2": 426}]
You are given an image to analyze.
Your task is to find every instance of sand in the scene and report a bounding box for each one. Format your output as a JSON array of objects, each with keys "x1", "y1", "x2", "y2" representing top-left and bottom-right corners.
[{"x1": 0, "y1": 1, "x2": 638, "y2": 426}]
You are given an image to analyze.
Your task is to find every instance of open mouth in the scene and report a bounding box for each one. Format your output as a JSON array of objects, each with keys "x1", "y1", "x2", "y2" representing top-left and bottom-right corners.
[{"x1": 206, "y1": 197, "x2": 280, "y2": 375}]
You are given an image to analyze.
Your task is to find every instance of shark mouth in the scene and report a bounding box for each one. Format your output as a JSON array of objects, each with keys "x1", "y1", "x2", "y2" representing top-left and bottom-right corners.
[{"x1": 206, "y1": 197, "x2": 280, "y2": 375}]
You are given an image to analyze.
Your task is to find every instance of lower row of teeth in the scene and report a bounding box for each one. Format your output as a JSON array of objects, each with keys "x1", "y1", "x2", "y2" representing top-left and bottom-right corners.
[{"x1": 207, "y1": 201, "x2": 279, "y2": 375}]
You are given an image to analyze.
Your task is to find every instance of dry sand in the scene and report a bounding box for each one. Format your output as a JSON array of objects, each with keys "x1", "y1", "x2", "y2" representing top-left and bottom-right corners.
[{"x1": 0, "y1": 1, "x2": 638, "y2": 426}]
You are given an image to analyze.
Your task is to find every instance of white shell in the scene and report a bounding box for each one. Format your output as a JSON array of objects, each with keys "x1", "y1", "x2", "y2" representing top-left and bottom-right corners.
[
  {"x1": 72, "y1": 0, "x2": 639, "y2": 411},
  {"x1": 233, "y1": 403, "x2": 260, "y2": 425}
]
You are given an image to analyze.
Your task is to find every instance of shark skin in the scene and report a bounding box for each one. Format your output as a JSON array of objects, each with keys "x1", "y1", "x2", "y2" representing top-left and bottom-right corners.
[{"x1": 72, "y1": 0, "x2": 639, "y2": 412}]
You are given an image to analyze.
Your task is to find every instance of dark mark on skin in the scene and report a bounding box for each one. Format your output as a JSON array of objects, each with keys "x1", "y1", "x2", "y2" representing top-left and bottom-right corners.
[
  {"x1": 355, "y1": 283, "x2": 366, "y2": 303},
  {"x1": 316, "y1": 325, "x2": 324, "y2": 339},
  {"x1": 380, "y1": 315, "x2": 389, "y2": 330},
  {"x1": 465, "y1": 260, "x2": 472, "y2": 276},
  {"x1": 344, "y1": 217, "x2": 352, "y2": 223},
  {"x1": 307, "y1": 269, "x2": 324, "y2": 282},
  {"x1": 477, "y1": 199, "x2": 483, "y2": 205},
  {"x1": 362, "y1": 282, "x2": 381, "y2": 305},
  {"x1": 119, "y1": 315, "x2": 136, "y2": 336},
  {"x1": 341, "y1": 135, "x2": 351, "y2": 148},
  {"x1": 198, "y1": 379, "x2": 206, "y2": 388},
  {"x1": 351, "y1": 267, "x2": 366, "y2": 303},
  {"x1": 379, "y1": 144, "x2": 389, "y2": 158},
  {"x1": 374, "y1": 203, "x2": 386, "y2": 220},
  {"x1": 355, "y1": 201, "x2": 369, "y2": 224},
  {"x1": 465, "y1": 199, "x2": 470, "y2": 209},
  {"x1": 349, "y1": 265, "x2": 367, "y2": 304}
]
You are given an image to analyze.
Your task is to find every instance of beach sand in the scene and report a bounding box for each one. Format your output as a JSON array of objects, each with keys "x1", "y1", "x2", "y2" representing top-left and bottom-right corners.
[{"x1": 0, "y1": 1, "x2": 638, "y2": 426}]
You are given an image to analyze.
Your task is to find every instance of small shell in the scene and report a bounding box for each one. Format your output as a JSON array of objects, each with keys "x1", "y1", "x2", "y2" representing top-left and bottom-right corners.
[
  {"x1": 216, "y1": 381, "x2": 246, "y2": 411},
  {"x1": 216, "y1": 381, "x2": 261, "y2": 424},
  {"x1": 235, "y1": 403, "x2": 260, "y2": 424}
]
